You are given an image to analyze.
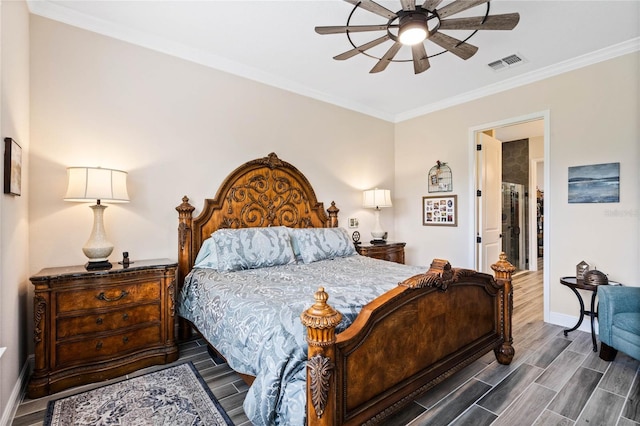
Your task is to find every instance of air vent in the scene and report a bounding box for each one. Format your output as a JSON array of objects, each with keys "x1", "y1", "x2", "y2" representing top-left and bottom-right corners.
[{"x1": 488, "y1": 53, "x2": 527, "y2": 72}]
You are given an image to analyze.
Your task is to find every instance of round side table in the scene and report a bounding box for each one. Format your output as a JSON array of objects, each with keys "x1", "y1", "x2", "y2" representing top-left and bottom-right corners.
[{"x1": 560, "y1": 276, "x2": 621, "y2": 352}]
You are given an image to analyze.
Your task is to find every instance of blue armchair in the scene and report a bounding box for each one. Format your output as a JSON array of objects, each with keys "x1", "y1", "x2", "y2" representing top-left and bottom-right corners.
[{"x1": 598, "y1": 285, "x2": 640, "y2": 361}]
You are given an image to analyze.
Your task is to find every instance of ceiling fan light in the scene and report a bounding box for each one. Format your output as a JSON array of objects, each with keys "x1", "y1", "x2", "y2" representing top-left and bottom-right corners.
[
  {"x1": 399, "y1": 26, "x2": 427, "y2": 45},
  {"x1": 399, "y1": 13, "x2": 428, "y2": 45}
]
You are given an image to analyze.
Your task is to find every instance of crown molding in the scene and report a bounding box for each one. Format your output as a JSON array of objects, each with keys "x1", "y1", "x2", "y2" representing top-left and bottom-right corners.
[
  {"x1": 27, "y1": 0, "x2": 395, "y2": 122},
  {"x1": 28, "y1": 1, "x2": 638, "y2": 124},
  {"x1": 394, "y1": 37, "x2": 640, "y2": 123}
]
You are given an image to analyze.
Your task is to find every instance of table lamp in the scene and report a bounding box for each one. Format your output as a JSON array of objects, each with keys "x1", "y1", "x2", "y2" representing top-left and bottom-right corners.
[
  {"x1": 64, "y1": 167, "x2": 129, "y2": 270},
  {"x1": 362, "y1": 188, "x2": 392, "y2": 243}
]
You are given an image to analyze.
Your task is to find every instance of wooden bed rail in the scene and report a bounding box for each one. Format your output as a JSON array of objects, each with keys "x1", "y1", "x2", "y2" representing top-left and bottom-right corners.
[{"x1": 301, "y1": 253, "x2": 515, "y2": 426}]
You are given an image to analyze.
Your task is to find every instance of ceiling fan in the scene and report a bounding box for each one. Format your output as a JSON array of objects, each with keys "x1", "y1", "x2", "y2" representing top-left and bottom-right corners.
[{"x1": 315, "y1": 0, "x2": 520, "y2": 74}]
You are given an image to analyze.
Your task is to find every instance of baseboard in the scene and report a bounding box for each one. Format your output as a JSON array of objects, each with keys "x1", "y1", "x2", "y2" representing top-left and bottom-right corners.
[
  {"x1": 0, "y1": 355, "x2": 32, "y2": 426},
  {"x1": 548, "y1": 311, "x2": 598, "y2": 335}
]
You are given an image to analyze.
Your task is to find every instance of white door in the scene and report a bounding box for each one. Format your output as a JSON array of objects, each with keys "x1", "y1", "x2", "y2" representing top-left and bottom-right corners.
[{"x1": 477, "y1": 132, "x2": 502, "y2": 273}]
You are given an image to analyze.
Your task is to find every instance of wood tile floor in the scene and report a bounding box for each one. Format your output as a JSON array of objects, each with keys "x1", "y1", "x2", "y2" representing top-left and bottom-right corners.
[{"x1": 12, "y1": 261, "x2": 640, "y2": 425}]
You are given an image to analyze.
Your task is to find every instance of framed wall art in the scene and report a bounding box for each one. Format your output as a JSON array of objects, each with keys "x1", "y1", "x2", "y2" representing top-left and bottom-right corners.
[
  {"x1": 568, "y1": 162, "x2": 619, "y2": 203},
  {"x1": 427, "y1": 160, "x2": 452, "y2": 192},
  {"x1": 423, "y1": 195, "x2": 457, "y2": 226},
  {"x1": 4, "y1": 137, "x2": 22, "y2": 196}
]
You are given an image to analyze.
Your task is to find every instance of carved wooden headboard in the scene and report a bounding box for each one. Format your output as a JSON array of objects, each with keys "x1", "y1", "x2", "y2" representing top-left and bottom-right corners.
[{"x1": 176, "y1": 152, "x2": 339, "y2": 294}]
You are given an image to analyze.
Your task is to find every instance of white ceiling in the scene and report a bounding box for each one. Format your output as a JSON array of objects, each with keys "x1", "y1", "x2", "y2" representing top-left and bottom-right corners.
[{"x1": 28, "y1": 1, "x2": 640, "y2": 123}]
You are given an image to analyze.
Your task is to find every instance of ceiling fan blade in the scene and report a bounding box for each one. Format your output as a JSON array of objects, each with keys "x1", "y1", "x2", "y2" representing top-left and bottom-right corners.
[
  {"x1": 400, "y1": 0, "x2": 416, "y2": 11},
  {"x1": 370, "y1": 41, "x2": 403, "y2": 73},
  {"x1": 437, "y1": 0, "x2": 489, "y2": 19},
  {"x1": 411, "y1": 43, "x2": 431, "y2": 74},
  {"x1": 334, "y1": 34, "x2": 391, "y2": 60},
  {"x1": 429, "y1": 31, "x2": 478, "y2": 60},
  {"x1": 344, "y1": 0, "x2": 397, "y2": 19},
  {"x1": 315, "y1": 24, "x2": 389, "y2": 35},
  {"x1": 422, "y1": 0, "x2": 443, "y2": 11},
  {"x1": 439, "y1": 13, "x2": 520, "y2": 31}
]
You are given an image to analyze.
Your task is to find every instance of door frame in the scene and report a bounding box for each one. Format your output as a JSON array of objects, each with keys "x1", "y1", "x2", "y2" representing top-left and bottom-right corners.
[{"x1": 468, "y1": 110, "x2": 551, "y2": 322}]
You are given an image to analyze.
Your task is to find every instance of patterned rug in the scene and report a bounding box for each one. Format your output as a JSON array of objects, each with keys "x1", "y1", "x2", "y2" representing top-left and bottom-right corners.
[{"x1": 44, "y1": 362, "x2": 234, "y2": 426}]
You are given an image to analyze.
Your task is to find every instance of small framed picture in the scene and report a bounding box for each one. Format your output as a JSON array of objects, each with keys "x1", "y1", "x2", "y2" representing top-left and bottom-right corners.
[
  {"x1": 4, "y1": 138, "x2": 22, "y2": 196},
  {"x1": 423, "y1": 195, "x2": 457, "y2": 226}
]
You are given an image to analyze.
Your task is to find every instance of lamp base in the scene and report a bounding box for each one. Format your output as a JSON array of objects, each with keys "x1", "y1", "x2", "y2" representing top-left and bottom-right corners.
[
  {"x1": 85, "y1": 260, "x2": 113, "y2": 271},
  {"x1": 370, "y1": 239, "x2": 387, "y2": 245}
]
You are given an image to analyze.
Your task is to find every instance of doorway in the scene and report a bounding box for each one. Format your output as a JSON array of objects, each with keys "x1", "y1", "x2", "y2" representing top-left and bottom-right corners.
[{"x1": 471, "y1": 111, "x2": 550, "y2": 322}]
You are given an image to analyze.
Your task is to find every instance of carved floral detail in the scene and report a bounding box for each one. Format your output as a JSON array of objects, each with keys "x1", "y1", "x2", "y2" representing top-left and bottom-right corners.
[
  {"x1": 223, "y1": 171, "x2": 310, "y2": 228},
  {"x1": 168, "y1": 281, "x2": 176, "y2": 317},
  {"x1": 400, "y1": 258, "x2": 475, "y2": 291},
  {"x1": 308, "y1": 354, "x2": 334, "y2": 419},
  {"x1": 33, "y1": 296, "x2": 46, "y2": 344}
]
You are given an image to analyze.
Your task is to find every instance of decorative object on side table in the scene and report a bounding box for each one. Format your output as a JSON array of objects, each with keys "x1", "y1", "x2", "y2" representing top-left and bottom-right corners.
[
  {"x1": 576, "y1": 260, "x2": 589, "y2": 281},
  {"x1": 583, "y1": 269, "x2": 608, "y2": 286},
  {"x1": 4, "y1": 137, "x2": 22, "y2": 196},
  {"x1": 64, "y1": 167, "x2": 130, "y2": 270},
  {"x1": 362, "y1": 188, "x2": 392, "y2": 243},
  {"x1": 428, "y1": 160, "x2": 452, "y2": 192},
  {"x1": 423, "y1": 194, "x2": 457, "y2": 226},
  {"x1": 28, "y1": 259, "x2": 179, "y2": 398}
]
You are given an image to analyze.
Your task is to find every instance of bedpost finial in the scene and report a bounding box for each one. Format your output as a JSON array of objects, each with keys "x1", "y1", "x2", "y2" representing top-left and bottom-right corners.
[
  {"x1": 301, "y1": 287, "x2": 342, "y2": 328},
  {"x1": 491, "y1": 252, "x2": 516, "y2": 278}
]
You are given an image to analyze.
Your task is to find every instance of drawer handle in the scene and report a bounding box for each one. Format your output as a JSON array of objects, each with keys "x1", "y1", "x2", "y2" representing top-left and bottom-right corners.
[
  {"x1": 123, "y1": 336, "x2": 129, "y2": 344},
  {"x1": 96, "y1": 317, "x2": 103, "y2": 325},
  {"x1": 96, "y1": 290, "x2": 129, "y2": 302},
  {"x1": 96, "y1": 341, "x2": 103, "y2": 350},
  {"x1": 122, "y1": 313, "x2": 129, "y2": 320}
]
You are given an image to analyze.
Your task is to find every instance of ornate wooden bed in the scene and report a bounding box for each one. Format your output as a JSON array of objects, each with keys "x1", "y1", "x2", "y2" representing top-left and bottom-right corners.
[{"x1": 176, "y1": 152, "x2": 515, "y2": 426}]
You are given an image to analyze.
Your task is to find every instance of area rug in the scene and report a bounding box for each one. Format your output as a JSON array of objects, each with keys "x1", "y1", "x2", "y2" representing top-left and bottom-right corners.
[{"x1": 44, "y1": 362, "x2": 234, "y2": 426}]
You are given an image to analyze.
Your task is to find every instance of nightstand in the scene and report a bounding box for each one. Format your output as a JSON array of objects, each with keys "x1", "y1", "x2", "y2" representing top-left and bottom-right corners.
[
  {"x1": 28, "y1": 259, "x2": 179, "y2": 398},
  {"x1": 355, "y1": 242, "x2": 406, "y2": 264}
]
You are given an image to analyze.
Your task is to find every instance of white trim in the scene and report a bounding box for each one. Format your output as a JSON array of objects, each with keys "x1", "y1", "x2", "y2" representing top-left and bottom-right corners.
[
  {"x1": 26, "y1": 0, "x2": 395, "y2": 122},
  {"x1": 26, "y1": 1, "x2": 639, "y2": 124},
  {"x1": 0, "y1": 356, "x2": 31, "y2": 426},
  {"x1": 469, "y1": 110, "x2": 551, "y2": 323},
  {"x1": 549, "y1": 311, "x2": 597, "y2": 335},
  {"x1": 396, "y1": 38, "x2": 640, "y2": 122}
]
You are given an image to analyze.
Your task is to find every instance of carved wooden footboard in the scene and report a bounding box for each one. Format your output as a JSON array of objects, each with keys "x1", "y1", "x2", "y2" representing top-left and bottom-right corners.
[{"x1": 302, "y1": 255, "x2": 515, "y2": 426}]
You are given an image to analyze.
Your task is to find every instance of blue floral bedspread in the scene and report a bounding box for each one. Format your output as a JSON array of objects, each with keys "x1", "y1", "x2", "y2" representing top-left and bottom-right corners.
[{"x1": 177, "y1": 255, "x2": 426, "y2": 425}]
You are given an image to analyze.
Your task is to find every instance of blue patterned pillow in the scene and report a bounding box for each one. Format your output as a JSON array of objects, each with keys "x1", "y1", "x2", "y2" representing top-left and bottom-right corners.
[
  {"x1": 291, "y1": 228, "x2": 357, "y2": 264},
  {"x1": 193, "y1": 237, "x2": 218, "y2": 269},
  {"x1": 212, "y1": 227, "x2": 296, "y2": 272}
]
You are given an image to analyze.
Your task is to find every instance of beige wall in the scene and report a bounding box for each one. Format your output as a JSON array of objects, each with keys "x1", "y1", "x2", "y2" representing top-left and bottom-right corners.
[
  {"x1": 395, "y1": 53, "x2": 639, "y2": 320},
  {"x1": 0, "y1": 0, "x2": 30, "y2": 422},
  {"x1": 3, "y1": 8, "x2": 635, "y2": 416},
  {"x1": 29, "y1": 15, "x2": 395, "y2": 284}
]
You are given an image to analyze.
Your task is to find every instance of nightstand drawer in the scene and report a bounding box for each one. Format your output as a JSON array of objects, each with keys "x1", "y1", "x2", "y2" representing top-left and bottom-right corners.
[
  {"x1": 56, "y1": 324, "x2": 161, "y2": 367},
  {"x1": 56, "y1": 280, "x2": 161, "y2": 313},
  {"x1": 356, "y1": 242, "x2": 406, "y2": 265},
  {"x1": 57, "y1": 303, "x2": 161, "y2": 339}
]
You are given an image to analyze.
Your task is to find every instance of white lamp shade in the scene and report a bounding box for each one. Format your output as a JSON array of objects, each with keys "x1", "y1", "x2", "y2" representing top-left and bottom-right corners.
[
  {"x1": 64, "y1": 167, "x2": 129, "y2": 203},
  {"x1": 363, "y1": 189, "x2": 392, "y2": 209}
]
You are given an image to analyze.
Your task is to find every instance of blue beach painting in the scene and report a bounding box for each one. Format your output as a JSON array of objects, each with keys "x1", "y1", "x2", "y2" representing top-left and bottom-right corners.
[{"x1": 568, "y1": 162, "x2": 620, "y2": 203}]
